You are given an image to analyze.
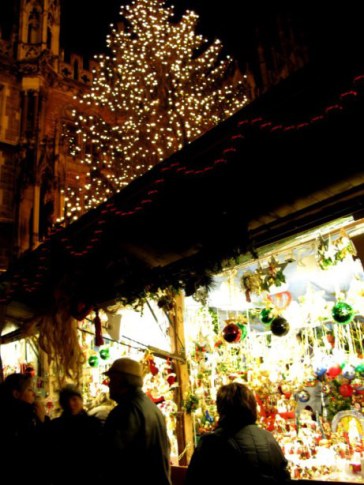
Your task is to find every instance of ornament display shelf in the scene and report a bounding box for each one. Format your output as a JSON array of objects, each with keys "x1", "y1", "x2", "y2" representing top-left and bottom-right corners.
[
  {"x1": 297, "y1": 479, "x2": 364, "y2": 484},
  {"x1": 286, "y1": 452, "x2": 364, "y2": 482}
]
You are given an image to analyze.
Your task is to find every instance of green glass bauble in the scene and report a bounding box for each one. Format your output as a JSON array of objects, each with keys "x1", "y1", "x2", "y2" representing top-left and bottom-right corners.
[
  {"x1": 237, "y1": 323, "x2": 248, "y2": 340},
  {"x1": 331, "y1": 301, "x2": 354, "y2": 324},
  {"x1": 355, "y1": 362, "x2": 364, "y2": 376},
  {"x1": 260, "y1": 308, "x2": 274, "y2": 325},
  {"x1": 88, "y1": 355, "x2": 99, "y2": 367},
  {"x1": 99, "y1": 348, "x2": 110, "y2": 360}
]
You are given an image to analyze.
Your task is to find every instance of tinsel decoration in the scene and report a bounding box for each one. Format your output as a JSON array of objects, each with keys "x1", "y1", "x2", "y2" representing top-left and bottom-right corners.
[
  {"x1": 192, "y1": 286, "x2": 209, "y2": 306},
  {"x1": 241, "y1": 271, "x2": 262, "y2": 302}
]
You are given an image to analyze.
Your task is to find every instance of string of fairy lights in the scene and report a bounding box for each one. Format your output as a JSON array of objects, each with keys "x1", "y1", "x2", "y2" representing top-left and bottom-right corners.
[{"x1": 62, "y1": 0, "x2": 248, "y2": 223}]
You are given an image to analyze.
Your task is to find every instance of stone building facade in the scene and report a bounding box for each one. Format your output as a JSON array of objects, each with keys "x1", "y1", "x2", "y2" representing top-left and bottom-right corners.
[{"x1": 0, "y1": 0, "x2": 98, "y2": 271}]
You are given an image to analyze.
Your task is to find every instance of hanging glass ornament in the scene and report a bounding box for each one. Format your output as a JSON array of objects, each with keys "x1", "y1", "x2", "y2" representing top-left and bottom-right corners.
[
  {"x1": 270, "y1": 317, "x2": 290, "y2": 336},
  {"x1": 342, "y1": 364, "x2": 356, "y2": 380},
  {"x1": 339, "y1": 383, "x2": 354, "y2": 397},
  {"x1": 313, "y1": 364, "x2": 327, "y2": 377},
  {"x1": 326, "y1": 364, "x2": 342, "y2": 378},
  {"x1": 88, "y1": 355, "x2": 99, "y2": 367},
  {"x1": 296, "y1": 389, "x2": 310, "y2": 402},
  {"x1": 222, "y1": 323, "x2": 242, "y2": 343},
  {"x1": 237, "y1": 323, "x2": 248, "y2": 340},
  {"x1": 99, "y1": 348, "x2": 110, "y2": 360},
  {"x1": 355, "y1": 362, "x2": 364, "y2": 376},
  {"x1": 260, "y1": 308, "x2": 275, "y2": 325},
  {"x1": 331, "y1": 301, "x2": 354, "y2": 324}
]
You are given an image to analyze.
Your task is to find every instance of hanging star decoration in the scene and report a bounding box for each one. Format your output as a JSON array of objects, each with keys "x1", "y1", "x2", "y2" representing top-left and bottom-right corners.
[
  {"x1": 241, "y1": 256, "x2": 293, "y2": 299},
  {"x1": 261, "y1": 256, "x2": 294, "y2": 291},
  {"x1": 316, "y1": 230, "x2": 356, "y2": 270}
]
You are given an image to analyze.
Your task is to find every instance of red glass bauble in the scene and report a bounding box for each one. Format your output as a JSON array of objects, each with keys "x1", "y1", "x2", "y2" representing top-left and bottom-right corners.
[
  {"x1": 326, "y1": 365, "x2": 342, "y2": 378},
  {"x1": 339, "y1": 383, "x2": 354, "y2": 397},
  {"x1": 222, "y1": 323, "x2": 242, "y2": 343}
]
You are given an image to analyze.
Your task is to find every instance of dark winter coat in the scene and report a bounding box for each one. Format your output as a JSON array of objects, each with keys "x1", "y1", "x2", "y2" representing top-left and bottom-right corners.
[
  {"x1": 46, "y1": 410, "x2": 103, "y2": 485},
  {"x1": 103, "y1": 388, "x2": 171, "y2": 485},
  {"x1": 185, "y1": 422, "x2": 291, "y2": 485},
  {"x1": 0, "y1": 398, "x2": 49, "y2": 484}
]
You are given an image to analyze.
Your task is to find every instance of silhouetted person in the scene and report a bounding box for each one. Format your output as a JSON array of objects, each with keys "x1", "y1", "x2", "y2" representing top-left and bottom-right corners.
[
  {"x1": 0, "y1": 373, "x2": 49, "y2": 485},
  {"x1": 186, "y1": 382, "x2": 291, "y2": 485},
  {"x1": 47, "y1": 385, "x2": 103, "y2": 485},
  {"x1": 103, "y1": 357, "x2": 172, "y2": 484}
]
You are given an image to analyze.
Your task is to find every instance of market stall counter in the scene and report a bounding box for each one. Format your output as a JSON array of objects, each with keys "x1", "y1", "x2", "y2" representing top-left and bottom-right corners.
[{"x1": 171, "y1": 466, "x2": 364, "y2": 484}]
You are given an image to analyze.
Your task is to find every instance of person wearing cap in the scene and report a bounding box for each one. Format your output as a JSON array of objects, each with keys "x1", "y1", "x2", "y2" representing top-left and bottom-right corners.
[
  {"x1": 103, "y1": 357, "x2": 172, "y2": 484},
  {"x1": 46, "y1": 385, "x2": 103, "y2": 485}
]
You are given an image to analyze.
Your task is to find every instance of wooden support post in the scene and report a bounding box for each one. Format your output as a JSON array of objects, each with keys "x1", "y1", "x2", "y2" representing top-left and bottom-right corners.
[
  {"x1": 169, "y1": 292, "x2": 194, "y2": 465},
  {"x1": 0, "y1": 304, "x2": 6, "y2": 383}
]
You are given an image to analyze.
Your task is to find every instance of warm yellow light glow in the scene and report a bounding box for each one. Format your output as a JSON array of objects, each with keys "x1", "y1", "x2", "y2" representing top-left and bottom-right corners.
[{"x1": 62, "y1": 0, "x2": 249, "y2": 222}]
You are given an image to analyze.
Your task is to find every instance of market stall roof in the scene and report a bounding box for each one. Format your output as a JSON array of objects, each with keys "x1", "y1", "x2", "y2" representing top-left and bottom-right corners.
[{"x1": 1, "y1": 56, "x2": 364, "y2": 328}]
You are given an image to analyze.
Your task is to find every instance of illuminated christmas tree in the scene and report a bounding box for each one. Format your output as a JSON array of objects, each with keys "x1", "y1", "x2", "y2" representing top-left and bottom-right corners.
[{"x1": 63, "y1": 0, "x2": 248, "y2": 221}]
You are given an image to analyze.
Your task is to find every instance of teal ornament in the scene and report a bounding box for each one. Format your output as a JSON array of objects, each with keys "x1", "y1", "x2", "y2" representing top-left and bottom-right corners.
[
  {"x1": 99, "y1": 348, "x2": 110, "y2": 360},
  {"x1": 271, "y1": 317, "x2": 290, "y2": 337},
  {"x1": 355, "y1": 362, "x2": 364, "y2": 377},
  {"x1": 331, "y1": 301, "x2": 354, "y2": 324},
  {"x1": 88, "y1": 355, "x2": 99, "y2": 367},
  {"x1": 237, "y1": 323, "x2": 248, "y2": 340},
  {"x1": 260, "y1": 308, "x2": 274, "y2": 325}
]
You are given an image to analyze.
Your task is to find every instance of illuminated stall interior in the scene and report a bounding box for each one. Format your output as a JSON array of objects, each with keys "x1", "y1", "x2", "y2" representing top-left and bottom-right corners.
[{"x1": 184, "y1": 215, "x2": 364, "y2": 481}]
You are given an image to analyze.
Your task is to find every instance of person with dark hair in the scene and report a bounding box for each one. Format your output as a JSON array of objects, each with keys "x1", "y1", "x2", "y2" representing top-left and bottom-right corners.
[
  {"x1": 185, "y1": 382, "x2": 291, "y2": 485},
  {"x1": 103, "y1": 357, "x2": 172, "y2": 484},
  {"x1": 46, "y1": 384, "x2": 103, "y2": 485},
  {"x1": 0, "y1": 373, "x2": 49, "y2": 484}
]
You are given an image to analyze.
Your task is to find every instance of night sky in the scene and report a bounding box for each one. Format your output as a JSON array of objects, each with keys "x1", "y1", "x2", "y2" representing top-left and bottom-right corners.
[
  {"x1": 59, "y1": 1, "x2": 311, "y2": 64},
  {"x1": 59, "y1": 1, "x2": 364, "y2": 71}
]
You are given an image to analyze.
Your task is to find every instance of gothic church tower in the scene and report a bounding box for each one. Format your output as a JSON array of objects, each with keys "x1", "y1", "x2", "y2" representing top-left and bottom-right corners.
[{"x1": 0, "y1": 0, "x2": 95, "y2": 270}]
